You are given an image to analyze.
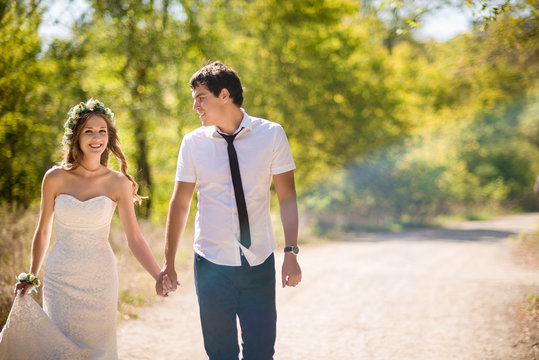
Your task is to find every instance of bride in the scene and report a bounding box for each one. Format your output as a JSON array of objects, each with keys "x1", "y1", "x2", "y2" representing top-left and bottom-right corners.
[{"x1": 0, "y1": 99, "x2": 167, "y2": 359}]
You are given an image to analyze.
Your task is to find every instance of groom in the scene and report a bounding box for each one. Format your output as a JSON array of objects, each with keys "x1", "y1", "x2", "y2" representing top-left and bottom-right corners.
[{"x1": 157, "y1": 61, "x2": 302, "y2": 359}]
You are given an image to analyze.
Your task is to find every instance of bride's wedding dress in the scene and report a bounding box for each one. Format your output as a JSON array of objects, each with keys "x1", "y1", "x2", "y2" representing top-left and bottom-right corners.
[{"x1": 0, "y1": 194, "x2": 118, "y2": 359}]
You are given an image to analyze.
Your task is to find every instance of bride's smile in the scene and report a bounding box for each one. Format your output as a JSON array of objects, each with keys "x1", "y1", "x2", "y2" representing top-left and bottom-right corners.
[{"x1": 80, "y1": 115, "x2": 109, "y2": 155}]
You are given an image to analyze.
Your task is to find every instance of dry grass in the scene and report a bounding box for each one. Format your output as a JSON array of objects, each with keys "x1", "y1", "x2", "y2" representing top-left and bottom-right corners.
[
  {"x1": 0, "y1": 204, "x2": 193, "y2": 327},
  {"x1": 516, "y1": 291, "x2": 539, "y2": 360},
  {"x1": 0, "y1": 204, "x2": 42, "y2": 326},
  {"x1": 109, "y1": 214, "x2": 194, "y2": 320},
  {"x1": 514, "y1": 230, "x2": 539, "y2": 270},
  {"x1": 513, "y1": 224, "x2": 539, "y2": 359}
]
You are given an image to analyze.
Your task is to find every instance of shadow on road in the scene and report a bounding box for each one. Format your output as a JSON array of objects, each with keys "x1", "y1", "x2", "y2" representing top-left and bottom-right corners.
[{"x1": 338, "y1": 227, "x2": 515, "y2": 243}]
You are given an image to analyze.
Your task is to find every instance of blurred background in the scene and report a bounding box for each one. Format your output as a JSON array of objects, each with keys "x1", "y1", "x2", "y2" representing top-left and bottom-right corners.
[{"x1": 1, "y1": 0, "x2": 538, "y2": 324}]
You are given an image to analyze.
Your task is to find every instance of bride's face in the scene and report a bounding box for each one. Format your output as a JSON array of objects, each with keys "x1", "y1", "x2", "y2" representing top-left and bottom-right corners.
[{"x1": 79, "y1": 115, "x2": 109, "y2": 157}]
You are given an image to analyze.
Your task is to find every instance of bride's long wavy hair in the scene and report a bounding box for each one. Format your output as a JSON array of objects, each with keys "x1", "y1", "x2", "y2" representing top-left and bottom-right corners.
[{"x1": 61, "y1": 111, "x2": 142, "y2": 205}]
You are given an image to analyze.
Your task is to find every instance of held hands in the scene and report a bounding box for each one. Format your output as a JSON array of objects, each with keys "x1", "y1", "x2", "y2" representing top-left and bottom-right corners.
[
  {"x1": 156, "y1": 267, "x2": 180, "y2": 297},
  {"x1": 282, "y1": 253, "x2": 302, "y2": 288}
]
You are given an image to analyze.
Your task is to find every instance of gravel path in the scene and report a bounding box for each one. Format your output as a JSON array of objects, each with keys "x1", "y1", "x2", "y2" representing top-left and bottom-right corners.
[{"x1": 117, "y1": 213, "x2": 539, "y2": 359}]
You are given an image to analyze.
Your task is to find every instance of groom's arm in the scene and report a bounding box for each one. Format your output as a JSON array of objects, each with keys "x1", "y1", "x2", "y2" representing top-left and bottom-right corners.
[
  {"x1": 157, "y1": 181, "x2": 195, "y2": 296},
  {"x1": 273, "y1": 170, "x2": 302, "y2": 288}
]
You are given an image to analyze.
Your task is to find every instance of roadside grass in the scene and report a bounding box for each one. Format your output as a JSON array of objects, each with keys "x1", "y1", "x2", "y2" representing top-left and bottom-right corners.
[
  {"x1": 110, "y1": 214, "x2": 194, "y2": 321},
  {"x1": 0, "y1": 204, "x2": 41, "y2": 327},
  {"x1": 513, "y1": 221, "x2": 539, "y2": 359},
  {"x1": 512, "y1": 227, "x2": 539, "y2": 270},
  {"x1": 517, "y1": 289, "x2": 539, "y2": 359}
]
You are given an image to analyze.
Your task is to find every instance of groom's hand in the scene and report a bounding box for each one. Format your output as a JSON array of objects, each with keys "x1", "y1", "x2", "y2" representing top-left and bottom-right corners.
[
  {"x1": 156, "y1": 267, "x2": 179, "y2": 297},
  {"x1": 164, "y1": 267, "x2": 179, "y2": 293},
  {"x1": 282, "y1": 253, "x2": 302, "y2": 288}
]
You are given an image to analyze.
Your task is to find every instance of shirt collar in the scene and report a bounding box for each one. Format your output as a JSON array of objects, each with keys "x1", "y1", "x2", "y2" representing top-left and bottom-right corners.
[
  {"x1": 212, "y1": 108, "x2": 252, "y2": 138},
  {"x1": 239, "y1": 108, "x2": 253, "y2": 132}
]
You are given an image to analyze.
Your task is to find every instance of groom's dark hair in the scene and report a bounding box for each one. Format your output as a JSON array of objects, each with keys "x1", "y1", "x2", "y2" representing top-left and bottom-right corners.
[{"x1": 190, "y1": 61, "x2": 244, "y2": 107}]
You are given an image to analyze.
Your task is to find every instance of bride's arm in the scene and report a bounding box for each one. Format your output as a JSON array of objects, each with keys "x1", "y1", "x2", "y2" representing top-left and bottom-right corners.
[
  {"x1": 16, "y1": 169, "x2": 58, "y2": 296},
  {"x1": 116, "y1": 176, "x2": 161, "y2": 281}
]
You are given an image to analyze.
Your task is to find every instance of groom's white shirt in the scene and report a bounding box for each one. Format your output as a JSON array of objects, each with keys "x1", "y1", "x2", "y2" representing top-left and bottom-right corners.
[{"x1": 175, "y1": 109, "x2": 296, "y2": 266}]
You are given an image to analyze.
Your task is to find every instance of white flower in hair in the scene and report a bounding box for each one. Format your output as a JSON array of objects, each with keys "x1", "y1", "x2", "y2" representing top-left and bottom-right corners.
[
  {"x1": 105, "y1": 108, "x2": 115, "y2": 122},
  {"x1": 86, "y1": 100, "x2": 95, "y2": 110}
]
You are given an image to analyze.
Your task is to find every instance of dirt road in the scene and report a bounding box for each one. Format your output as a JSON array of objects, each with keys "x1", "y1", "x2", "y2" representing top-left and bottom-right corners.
[{"x1": 117, "y1": 213, "x2": 539, "y2": 359}]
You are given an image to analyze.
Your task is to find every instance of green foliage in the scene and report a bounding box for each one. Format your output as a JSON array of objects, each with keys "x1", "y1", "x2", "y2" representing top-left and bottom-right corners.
[
  {"x1": 184, "y1": 0, "x2": 407, "y2": 187},
  {"x1": 34, "y1": 0, "x2": 205, "y2": 220},
  {"x1": 304, "y1": 93, "x2": 539, "y2": 233},
  {"x1": 0, "y1": 0, "x2": 537, "y2": 226},
  {"x1": 303, "y1": 8, "x2": 539, "y2": 232},
  {"x1": 459, "y1": 99, "x2": 539, "y2": 206},
  {"x1": 0, "y1": 1, "x2": 58, "y2": 206}
]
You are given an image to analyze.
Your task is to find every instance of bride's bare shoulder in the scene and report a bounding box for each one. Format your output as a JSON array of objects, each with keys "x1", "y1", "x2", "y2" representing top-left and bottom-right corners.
[
  {"x1": 41, "y1": 166, "x2": 71, "y2": 195},
  {"x1": 43, "y1": 166, "x2": 70, "y2": 182},
  {"x1": 106, "y1": 170, "x2": 132, "y2": 191},
  {"x1": 107, "y1": 169, "x2": 128, "y2": 181}
]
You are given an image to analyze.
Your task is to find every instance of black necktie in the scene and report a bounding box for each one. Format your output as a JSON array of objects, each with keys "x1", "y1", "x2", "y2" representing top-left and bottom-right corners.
[{"x1": 220, "y1": 130, "x2": 251, "y2": 249}]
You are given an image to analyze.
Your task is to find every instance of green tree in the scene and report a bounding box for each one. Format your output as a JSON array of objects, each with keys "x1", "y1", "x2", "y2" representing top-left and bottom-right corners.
[
  {"x1": 303, "y1": 4, "x2": 539, "y2": 231},
  {"x1": 45, "y1": 0, "x2": 204, "y2": 218},
  {"x1": 0, "y1": 0, "x2": 57, "y2": 206},
  {"x1": 178, "y1": 0, "x2": 409, "y2": 188}
]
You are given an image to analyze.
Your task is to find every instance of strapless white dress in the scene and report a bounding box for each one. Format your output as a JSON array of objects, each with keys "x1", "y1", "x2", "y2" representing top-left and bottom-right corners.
[{"x1": 0, "y1": 194, "x2": 118, "y2": 360}]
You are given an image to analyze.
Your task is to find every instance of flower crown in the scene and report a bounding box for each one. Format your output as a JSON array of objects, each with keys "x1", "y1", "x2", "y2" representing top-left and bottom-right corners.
[{"x1": 63, "y1": 98, "x2": 115, "y2": 146}]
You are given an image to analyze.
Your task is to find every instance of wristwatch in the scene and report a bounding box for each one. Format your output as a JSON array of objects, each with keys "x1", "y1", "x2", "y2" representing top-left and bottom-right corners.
[{"x1": 284, "y1": 245, "x2": 299, "y2": 255}]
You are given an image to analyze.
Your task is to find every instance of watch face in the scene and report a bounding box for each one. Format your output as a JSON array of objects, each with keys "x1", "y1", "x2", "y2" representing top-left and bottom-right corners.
[{"x1": 285, "y1": 245, "x2": 299, "y2": 254}]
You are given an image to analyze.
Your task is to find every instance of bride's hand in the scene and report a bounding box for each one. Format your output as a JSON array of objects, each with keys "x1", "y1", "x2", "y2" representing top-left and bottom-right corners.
[
  {"x1": 155, "y1": 272, "x2": 166, "y2": 297},
  {"x1": 13, "y1": 282, "x2": 35, "y2": 297},
  {"x1": 156, "y1": 272, "x2": 176, "y2": 297}
]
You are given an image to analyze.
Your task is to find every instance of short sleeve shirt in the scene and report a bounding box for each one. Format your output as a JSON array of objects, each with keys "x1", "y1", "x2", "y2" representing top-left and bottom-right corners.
[{"x1": 176, "y1": 109, "x2": 296, "y2": 266}]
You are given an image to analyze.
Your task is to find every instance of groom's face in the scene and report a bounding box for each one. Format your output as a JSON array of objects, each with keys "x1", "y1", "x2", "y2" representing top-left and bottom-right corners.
[{"x1": 192, "y1": 84, "x2": 224, "y2": 127}]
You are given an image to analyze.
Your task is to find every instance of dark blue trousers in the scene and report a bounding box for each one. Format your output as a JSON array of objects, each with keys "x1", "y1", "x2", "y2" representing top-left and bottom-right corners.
[{"x1": 194, "y1": 253, "x2": 276, "y2": 360}]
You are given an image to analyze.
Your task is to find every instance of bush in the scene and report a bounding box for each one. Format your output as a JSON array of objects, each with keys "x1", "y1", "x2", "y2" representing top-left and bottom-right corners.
[{"x1": 303, "y1": 95, "x2": 539, "y2": 234}]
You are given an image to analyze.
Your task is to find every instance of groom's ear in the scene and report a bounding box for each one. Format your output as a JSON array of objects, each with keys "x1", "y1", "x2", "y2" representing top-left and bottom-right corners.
[{"x1": 219, "y1": 89, "x2": 231, "y2": 102}]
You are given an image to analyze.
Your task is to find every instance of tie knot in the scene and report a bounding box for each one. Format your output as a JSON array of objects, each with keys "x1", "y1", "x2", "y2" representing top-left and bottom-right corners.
[
  {"x1": 221, "y1": 134, "x2": 235, "y2": 144},
  {"x1": 219, "y1": 130, "x2": 240, "y2": 144}
]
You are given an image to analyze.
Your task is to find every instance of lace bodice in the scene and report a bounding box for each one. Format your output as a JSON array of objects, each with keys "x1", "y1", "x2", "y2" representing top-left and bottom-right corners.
[
  {"x1": 53, "y1": 194, "x2": 116, "y2": 251},
  {"x1": 55, "y1": 193, "x2": 116, "y2": 231}
]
